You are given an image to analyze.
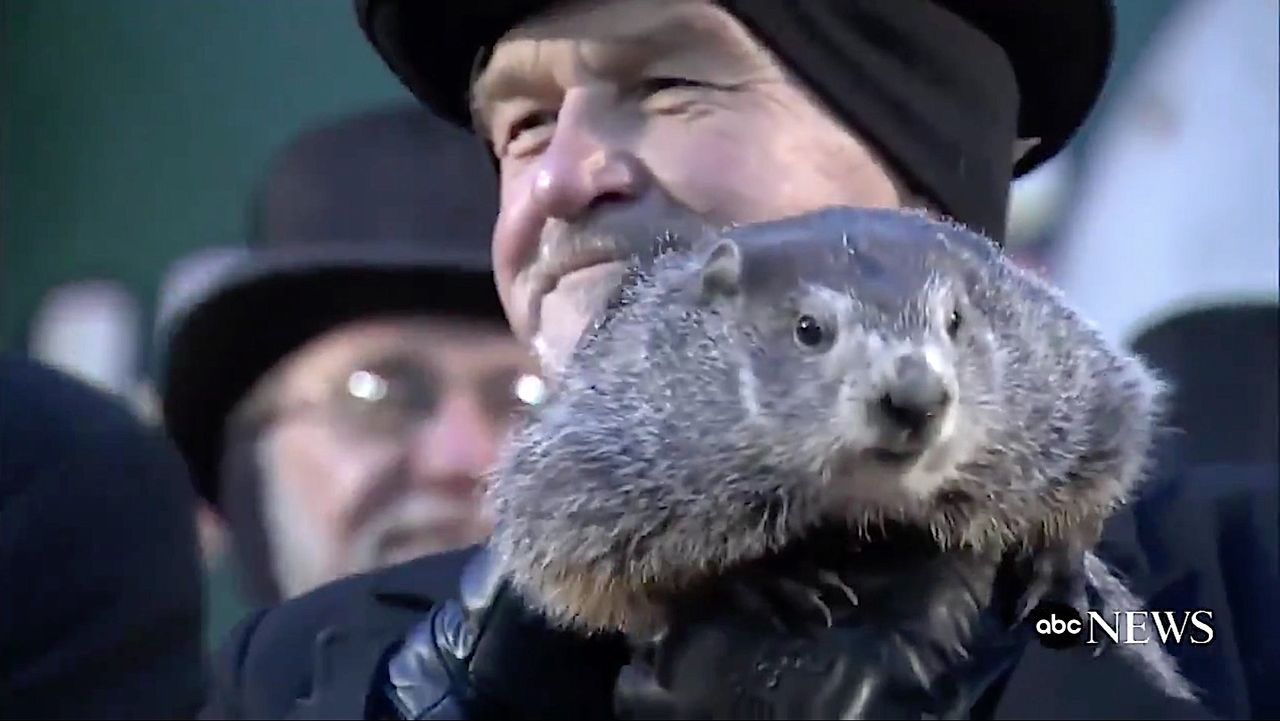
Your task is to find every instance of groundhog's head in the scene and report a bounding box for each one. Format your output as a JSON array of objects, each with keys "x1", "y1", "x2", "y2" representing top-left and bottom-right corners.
[
  {"x1": 491, "y1": 206, "x2": 1162, "y2": 636},
  {"x1": 691, "y1": 207, "x2": 1012, "y2": 516}
]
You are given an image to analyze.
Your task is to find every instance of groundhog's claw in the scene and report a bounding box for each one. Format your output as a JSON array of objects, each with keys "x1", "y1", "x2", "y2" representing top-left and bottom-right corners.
[
  {"x1": 1083, "y1": 579, "x2": 1115, "y2": 658},
  {"x1": 714, "y1": 562, "x2": 861, "y2": 632},
  {"x1": 755, "y1": 562, "x2": 872, "y2": 631},
  {"x1": 817, "y1": 569, "x2": 860, "y2": 608},
  {"x1": 1014, "y1": 576, "x2": 1051, "y2": 625},
  {"x1": 1012, "y1": 534, "x2": 1092, "y2": 629},
  {"x1": 769, "y1": 577, "x2": 834, "y2": 628}
]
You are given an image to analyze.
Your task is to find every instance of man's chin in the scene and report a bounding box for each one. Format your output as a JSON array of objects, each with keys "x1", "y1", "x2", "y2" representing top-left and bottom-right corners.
[
  {"x1": 532, "y1": 261, "x2": 629, "y2": 376},
  {"x1": 378, "y1": 542, "x2": 442, "y2": 569},
  {"x1": 371, "y1": 527, "x2": 486, "y2": 569}
]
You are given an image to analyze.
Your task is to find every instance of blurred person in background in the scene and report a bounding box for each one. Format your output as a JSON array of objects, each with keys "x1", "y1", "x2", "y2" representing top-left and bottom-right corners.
[
  {"x1": 0, "y1": 353, "x2": 206, "y2": 719},
  {"x1": 26, "y1": 279, "x2": 143, "y2": 399},
  {"x1": 1052, "y1": 0, "x2": 1278, "y2": 360},
  {"x1": 152, "y1": 246, "x2": 276, "y2": 643},
  {"x1": 156, "y1": 103, "x2": 543, "y2": 622},
  {"x1": 1048, "y1": 0, "x2": 1279, "y2": 715}
]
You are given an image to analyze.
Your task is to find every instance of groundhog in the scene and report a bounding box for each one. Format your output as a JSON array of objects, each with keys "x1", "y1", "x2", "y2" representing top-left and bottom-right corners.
[{"x1": 488, "y1": 206, "x2": 1195, "y2": 701}]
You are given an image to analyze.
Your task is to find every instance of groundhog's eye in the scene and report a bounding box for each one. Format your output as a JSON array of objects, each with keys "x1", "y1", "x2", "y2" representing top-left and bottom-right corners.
[
  {"x1": 947, "y1": 308, "x2": 963, "y2": 339},
  {"x1": 795, "y1": 314, "x2": 829, "y2": 349}
]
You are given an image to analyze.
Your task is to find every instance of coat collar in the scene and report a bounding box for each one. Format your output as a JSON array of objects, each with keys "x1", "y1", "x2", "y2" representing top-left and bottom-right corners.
[{"x1": 282, "y1": 546, "x2": 481, "y2": 719}]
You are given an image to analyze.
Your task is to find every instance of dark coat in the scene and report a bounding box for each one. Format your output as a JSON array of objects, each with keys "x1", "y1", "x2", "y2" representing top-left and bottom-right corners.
[
  {"x1": 0, "y1": 354, "x2": 207, "y2": 719},
  {"x1": 991, "y1": 460, "x2": 1278, "y2": 720},
  {"x1": 199, "y1": 458, "x2": 1276, "y2": 720},
  {"x1": 200, "y1": 546, "x2": 477, "y2": 720}
]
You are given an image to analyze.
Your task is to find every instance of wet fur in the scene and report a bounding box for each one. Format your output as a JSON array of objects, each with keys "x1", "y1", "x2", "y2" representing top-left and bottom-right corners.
[{"x1": 488, "y1": 207, "x2": 1196, "y2": 701}]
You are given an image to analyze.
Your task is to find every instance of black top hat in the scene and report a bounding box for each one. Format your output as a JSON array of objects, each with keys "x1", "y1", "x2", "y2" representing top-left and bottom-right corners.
[
  {"x1": 353, "y1": 0, "x2": 1113, "y2": 238},
  {"x1": 157, "y1": 103, "x2": 504, "y2": 505}
]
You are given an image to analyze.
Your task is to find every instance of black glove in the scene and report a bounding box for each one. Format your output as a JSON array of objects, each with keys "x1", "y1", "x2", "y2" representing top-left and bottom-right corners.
[
  {"x1": 378, "y1": 547, "x2": 631, "y2": 720},
  {"x1": 614, "y1": 525, "x2": 1042, "y2": 720}
]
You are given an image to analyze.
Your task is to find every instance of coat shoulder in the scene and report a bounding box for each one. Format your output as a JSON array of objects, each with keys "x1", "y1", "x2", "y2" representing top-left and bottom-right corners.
[
  {"x1": 200, "y1": 570, "x2": 381, "y2": 719},
  {"x1": 1006, "y1": 460, "x2": 1279, "y2": 720},
  {"x1": 200, "y1": 547, "x2": 478, "y2": 720}
]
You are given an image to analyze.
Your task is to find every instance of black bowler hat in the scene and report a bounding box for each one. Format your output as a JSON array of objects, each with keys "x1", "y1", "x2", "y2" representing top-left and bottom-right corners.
[
  {"x1": 352, "y1": 0, "x2": 1114, "y2": 240},
  {"x1": 157, "y1": 103, "x2": 503, "y2": 506}
]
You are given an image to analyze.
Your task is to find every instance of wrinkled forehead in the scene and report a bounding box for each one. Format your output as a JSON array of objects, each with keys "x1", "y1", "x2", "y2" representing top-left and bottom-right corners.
[{"x1": 472, "y1": 0, "x2": 773, "y2": 115}]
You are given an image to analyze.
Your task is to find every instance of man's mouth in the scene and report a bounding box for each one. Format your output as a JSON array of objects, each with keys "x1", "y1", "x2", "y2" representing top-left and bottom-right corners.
[
  {"x1": 528, "y1": 246, "x2": 628, "y2": 340},
  {"x1": 549, "y1": 260, "x2": 629, "y2": 294},
  {"x1": 526, "y1": 234, "x2": 673, "y2": 355},
  {"x1": 528, "y1": 233, "x2": 667, "y2": 320},
  {"x1": 350, "y1": 492, "x2": 489, "y2": 569},
  {"x1": 525, "y1": 216, "x2": 716, "y2": 328},
  {"x1": 531, "y1": 262, "x2": 630, "y2": 373}
]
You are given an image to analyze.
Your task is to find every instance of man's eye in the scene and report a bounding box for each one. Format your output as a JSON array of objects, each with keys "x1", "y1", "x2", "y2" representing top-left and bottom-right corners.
[
  {"x1": 346, "y1": 369, "x2": 389, "y2": 404},
  {"x1": 638, "y1": 77, "x2": 706, "y2": 96},
  {"x1": 479, "y1": 372, "x2": 548, "y2": 422},
  {"x1": 341, "y1": 366, "x2": 438, "y2": 428},
  {"x1": 504, "y1": 110, "x2": 556, "y2": 149}
]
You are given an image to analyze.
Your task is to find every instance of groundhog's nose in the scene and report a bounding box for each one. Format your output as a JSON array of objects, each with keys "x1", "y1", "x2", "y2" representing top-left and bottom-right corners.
[{"x1": 879, "y1": 353, "x2": 952, "y2": 437}]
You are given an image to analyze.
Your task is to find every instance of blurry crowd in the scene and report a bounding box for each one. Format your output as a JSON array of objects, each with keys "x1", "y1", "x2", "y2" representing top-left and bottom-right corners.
[{"x1": 1, "y1": 0, "x2": 1276, "y2": 718}]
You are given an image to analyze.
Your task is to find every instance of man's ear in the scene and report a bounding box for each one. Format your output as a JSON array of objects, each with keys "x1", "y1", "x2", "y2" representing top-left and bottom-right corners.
[{"x1": 700, "y1": 238, "x2": 742, "y2": 302}]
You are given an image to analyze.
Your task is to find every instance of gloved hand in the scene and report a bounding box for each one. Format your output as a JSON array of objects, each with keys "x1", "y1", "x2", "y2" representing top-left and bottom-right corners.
[
  {"x1": 613, "y1": 524, "x2": 1046, "y2": 720},
  {"x1": 378, "y1": 547, "x2": 631, "y2": 720}
]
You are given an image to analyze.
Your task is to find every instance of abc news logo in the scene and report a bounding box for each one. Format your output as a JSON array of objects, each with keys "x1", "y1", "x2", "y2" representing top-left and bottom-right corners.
[{"x1": 1028, "y1": 602, "x2": 1214, "y2": 650}]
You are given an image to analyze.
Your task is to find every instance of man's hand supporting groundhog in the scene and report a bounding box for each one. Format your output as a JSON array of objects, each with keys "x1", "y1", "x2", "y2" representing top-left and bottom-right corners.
[{"x1": 613, "y1": 524, "x2": 1040, "y2": 721}]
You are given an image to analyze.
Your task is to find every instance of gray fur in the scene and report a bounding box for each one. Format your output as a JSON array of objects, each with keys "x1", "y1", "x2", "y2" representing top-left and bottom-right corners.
[
  {"x1": 1084, "y1": 552, "x2": 1200, "y2": 702},
  {"x1": 488, "y1": 206, "x2": 1193, "y2": 698}
]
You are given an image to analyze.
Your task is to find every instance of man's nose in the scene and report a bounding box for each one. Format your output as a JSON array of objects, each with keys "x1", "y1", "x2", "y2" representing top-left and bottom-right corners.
[
  {"x1": 406, "y1": 392, "x2": 497, "y2": 491},
  {"x1": 530, "y1": 92, "x2": 649, "y2": 220}
]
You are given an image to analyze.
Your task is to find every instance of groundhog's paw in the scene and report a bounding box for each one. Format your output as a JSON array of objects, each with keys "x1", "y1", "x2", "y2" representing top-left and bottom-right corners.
[
  {"x1": 1012, "y1": 540, "x2": 1090, "y2": 627},
  {"x1": 713, "y1": 560, "x2": 865, "y2": 634}
]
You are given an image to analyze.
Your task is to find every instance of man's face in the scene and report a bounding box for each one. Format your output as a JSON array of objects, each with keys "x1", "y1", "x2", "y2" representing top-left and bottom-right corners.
[
  {"x1": 473, "y1": 0, "x2": 908, "y2": 370},
  {"x1": 251, "y1": 315, "x2": 543, "y2": 599}
]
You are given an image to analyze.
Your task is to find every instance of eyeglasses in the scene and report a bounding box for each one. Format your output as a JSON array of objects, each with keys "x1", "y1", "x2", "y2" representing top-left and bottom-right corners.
[{"x1": 235, "y1": 357, "x2": 548, "y2": 444}]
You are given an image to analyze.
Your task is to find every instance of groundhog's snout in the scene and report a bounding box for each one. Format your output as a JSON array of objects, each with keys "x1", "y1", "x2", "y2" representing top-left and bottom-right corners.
[{"x1": 872, "y1": 352, "x2": 953, "y2": 458}]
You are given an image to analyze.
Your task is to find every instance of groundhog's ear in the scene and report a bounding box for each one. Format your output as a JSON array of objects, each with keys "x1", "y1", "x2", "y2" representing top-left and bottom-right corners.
[{"x1": 700, "y1": 238, "x2": 742, "y2": 301}]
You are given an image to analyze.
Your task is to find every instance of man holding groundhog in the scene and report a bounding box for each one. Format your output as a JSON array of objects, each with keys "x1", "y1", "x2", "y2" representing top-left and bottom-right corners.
[{"x1": 198, "y1": 2, "x2": 1273, "y2": 718}]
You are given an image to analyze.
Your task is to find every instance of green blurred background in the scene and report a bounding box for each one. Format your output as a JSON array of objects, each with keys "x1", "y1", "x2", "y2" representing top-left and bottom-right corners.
[
  {"x1": 0, "y1": 0, "x2": 1181, "y2": 648},
  {"x1": 1, "y1": 0, "x2": 410, "y2": 358}
]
